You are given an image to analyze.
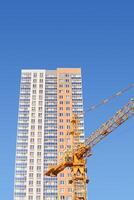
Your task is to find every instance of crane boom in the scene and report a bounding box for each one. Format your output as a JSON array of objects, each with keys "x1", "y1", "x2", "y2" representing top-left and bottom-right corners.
[{"x1": 84, "y1": 98, "x2": 134, "y2": 155}]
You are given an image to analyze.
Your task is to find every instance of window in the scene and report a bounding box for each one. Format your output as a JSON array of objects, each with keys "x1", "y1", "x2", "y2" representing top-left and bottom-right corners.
[
  {"x1": 29, "y1": 159, "x2": 34, "y2": 164},
  {"x1": 39, "y1": 95, "x2": 43, "y2": 100},
  {"x1": 37, "y1": 180, "x2": 41, "y2": 185},
  {"x1": 36, "y1": 188, "x2": 41, "y2": 193},
  {"x1": 32, "y1": 90, "x2": 36, "y2": 94},
  {"x1": 29, "y1": 196, "x2": 33, "y2": 200},
  {"x1": 37, "y1": 173, "x2": 41, "y2": 178},
  {"x1": 59, "y1": 95, "x2": 63, "y2": 99},
  {"x1": 60, "y1": 173, "x2": 64, "y2": 177},
  {"x1": 33, "y1": 73, "x2": 37, "y2": 77},
  {"x1": 37, "y1": 159, "x2": 41, "y2": 164},
  {"x1": 59, "y1": 126, "x2": 64, "y2": 129},
  {"x1": 32, "y1": 107, "x2": 35, "y2": 111},
  {"x1": 30, "y1": 152, "x2": 34, "y2": 157},
  {"x1": 31, "y1": 119, "x2": 35, "y2": 123},
  {"x1": 37, "y1": 138, "x2": 41, "y2": 144},
  {"x1": 30, "y1": 145, "x2": 34, "y2": 150},
  {"x1": 60, "y1": 196, "x2": 65, "y2": 200},
  {"x1": 30, "y1": 132, "x2": 35, "y2": 136},
  {"x1": 39, "y1": 79, "x2": 43, "y2": 83},
  {"x1": 37, "y1": 166, "x2": 41, "y2": 171},
  {"x1": 29, "y1": 180, "x2": 33, "y2": 185},
  {"x1": 59, "y1": 138, "x2": 64, "y2": 142},
  {"x1": 32, "y1": 95, "x2": 36, "y2": 100},
  {"x1": 40, "y1": 73, "x2": 43, "y2": 77},
  {"x1": 38, "y1": 125, "x2": 42, "y2": 130},
  {"x1": 66, "y1": 95, "x2": 70, "y2": 99},
  {"x1": 60, "y1": 132, "x2": 64, "y2": 135},
  {"x1": 67, "y1": 125, "x2": 70, "y2": 129},
  {"x1": 68, "y1": 188, "x2": 72, "y2": 192},
  {"x1": 39, "y1": 101, "x2": 42, "y2": 106},
  {"x1": 59, "y1": 90, "x2": 63, "y2": 93},
  {"x1": 29, "y1": 166, "x2": 34, "y2": 170},
  {"x1": 66, "y1": 90, "x2": 70, "y2": 93},
  {"x1": 29, "y1": 173, "x2": 33, "y2": 178},
  {"x1": 38, "y1": 107, "x2": 42, "y2": 111},
  {"x1": 31, "y1": 125, "x2": 35, "y2": 130},
  {"x1": 39, "y1": 90, "x2": 43, "y2": 94},
  {"x1": 33, "y1": 84, "x2": 36, "y2": 88},
  {"x1": 67, "y1": 173, "x2": 71, "y2": 177},
  {"x1": 31, "y1": 113, "x2": 35, "y2": 117},
  {"x1": 38, "y1": 113, "x2": 42, "y2": 117},
  {"x1": 67, "y1": 138, "x2": 70, "y2": 142},
  {"x1": 30, "y1": 138, "x2": 34, "y2": 143},
  {"x1": 33, "y1": 79, "x2": 37, "y2": 83},
  {"x1": 37, "y1": 152, "x2": 41, "y2": 156},
  {"x1": 59, "y1": 181, "x2": 65, "y2": 185},
  {"x1": 32, "y1": 101, "x2": 36, "y2": 106},
  {"x1": 60, "y1": 188, "x2": 64, "y2": 192},
  {"x1": 39, "y1": 84, "x2": 43, "y2": 89},
  {"x1": 37, "y1": 145, "x2": 41, "y2": 150},
  {"x1": 66, "y1": 196, "x2": 72, "y2": 200},
  {"x1": 38, "y1": 132, "x2": 42, "y2": 137},
  {"x1": 38, "y1": 119, "x2": 42, "y2": 124}
]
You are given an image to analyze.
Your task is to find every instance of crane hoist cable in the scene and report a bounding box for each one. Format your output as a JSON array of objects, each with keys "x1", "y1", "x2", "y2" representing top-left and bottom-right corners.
[{"x1": 83, "y1": 83, "x2": 134, "y2": 115}]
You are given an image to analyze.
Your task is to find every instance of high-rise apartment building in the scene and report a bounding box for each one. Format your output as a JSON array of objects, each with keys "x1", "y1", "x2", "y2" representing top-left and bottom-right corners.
[{"x1": 14, "y1": 68, "x2": 85, "y2": 200}]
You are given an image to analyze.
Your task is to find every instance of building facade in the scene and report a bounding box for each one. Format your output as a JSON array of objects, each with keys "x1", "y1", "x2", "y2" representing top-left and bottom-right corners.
[{"x1": 14, "y1": 68, "x2": 85, "y2": 200}]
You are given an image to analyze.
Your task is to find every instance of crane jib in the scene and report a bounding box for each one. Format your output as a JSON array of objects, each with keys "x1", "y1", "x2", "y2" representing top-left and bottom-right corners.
[{"x1": 85, "y1": 98, "x2": 134, "y2": 150}]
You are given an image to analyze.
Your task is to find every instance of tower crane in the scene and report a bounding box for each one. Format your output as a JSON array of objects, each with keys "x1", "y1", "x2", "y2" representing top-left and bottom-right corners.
[{"x1": 44, "y1": 85, "x2": 134, "y2": 200}]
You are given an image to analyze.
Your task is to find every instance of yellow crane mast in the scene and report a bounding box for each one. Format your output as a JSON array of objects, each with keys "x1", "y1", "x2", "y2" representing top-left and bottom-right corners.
[{"x1": 45, "y1": 98, "x2": 134, "y2": 200}]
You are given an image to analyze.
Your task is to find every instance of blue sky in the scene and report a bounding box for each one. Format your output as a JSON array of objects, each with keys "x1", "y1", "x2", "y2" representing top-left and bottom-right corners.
[{"x1": 0, "y1": 0, "x2": 134, "y2": 199}]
